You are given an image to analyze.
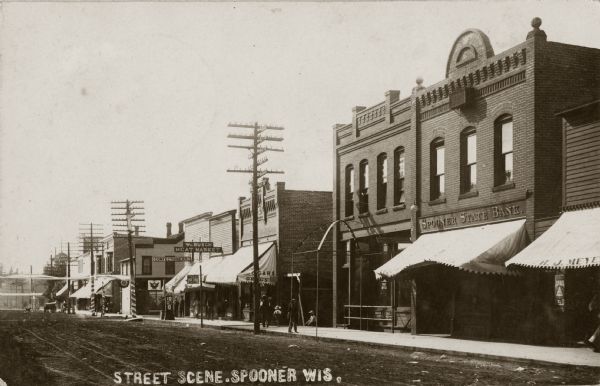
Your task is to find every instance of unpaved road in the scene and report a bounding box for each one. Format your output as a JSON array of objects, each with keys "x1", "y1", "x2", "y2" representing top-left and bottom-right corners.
[{"x1": 0, "y1": 311, "x2": 599, "y2": 385}]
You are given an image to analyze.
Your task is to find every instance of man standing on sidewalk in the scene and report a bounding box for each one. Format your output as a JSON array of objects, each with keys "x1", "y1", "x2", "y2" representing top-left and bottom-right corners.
[{"x1": 288, "y1": 298, "x2": 299, "y2": 333}]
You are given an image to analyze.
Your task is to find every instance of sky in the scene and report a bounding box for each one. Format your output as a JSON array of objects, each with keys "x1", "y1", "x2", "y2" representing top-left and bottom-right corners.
[{"x1": 1, "y1": 1, "x2": 599, "y2": 273}]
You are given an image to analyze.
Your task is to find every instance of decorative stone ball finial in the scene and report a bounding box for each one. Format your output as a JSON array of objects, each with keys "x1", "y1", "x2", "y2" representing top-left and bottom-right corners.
[
  {"x1": 416, "y1": 77, "x2": 423, "y2": 86},
  {"x1": 527, "y1": 17, "x2": 546, "y2": 41}
]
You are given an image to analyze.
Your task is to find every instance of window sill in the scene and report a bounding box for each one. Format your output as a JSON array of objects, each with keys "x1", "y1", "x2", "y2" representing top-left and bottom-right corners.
[
  {"x1": 392, "y1": 203, "x2": 406, "y2": 211},
  {"x1": 428, "y1": 197, "x2": 447, "y2": 206},
  {"x1": 375, "y1": 208, "x2": 388, "y2": 215},
  {"x1": 358, "y1": 212, "x2": 370, "y2": 218},
  {"x1": 492, "y1": 182, "x2": 515, "y2": 192},
  {"x1": 458, "y1": 190, "x2": 479, "y2": 200},
  {"x1": 343, "y1": 215, "x2": 355, "y2": 221}
]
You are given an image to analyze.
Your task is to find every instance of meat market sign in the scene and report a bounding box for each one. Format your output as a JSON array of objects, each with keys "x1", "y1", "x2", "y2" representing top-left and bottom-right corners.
[{"x1": 419, "y1": 200, "x2": 525, "y2": 233}]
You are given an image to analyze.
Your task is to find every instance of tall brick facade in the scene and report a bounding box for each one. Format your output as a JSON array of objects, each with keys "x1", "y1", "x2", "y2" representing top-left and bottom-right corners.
[
  {"x1": 331, "y1": 18, "x2": 600, "y2": 341},
  {"x1": 239, "y1": 179, "x2": 333, "y2": 324}
]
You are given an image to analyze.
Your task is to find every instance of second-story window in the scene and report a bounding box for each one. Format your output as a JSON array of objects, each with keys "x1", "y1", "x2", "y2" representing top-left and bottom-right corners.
[
  {"x1": 394, "y1": 147, "x2": 406, "y2": 205},
  {"x1": 431, "y1": 139, "x2": 445, "y2": 200},
  {"x1": 96, "y1": 255, "x2": 102, "y2": 274},
  {"x1": 495, "y1": 115, "x2": 514, "y2": 186},
  {"x1": 461, "y1": 128, "x2": 477, "y2": 193},
  {"x1": 165, "y1": 260, "x2": 175, "y2": 275},
  {"x1": 107, "y1": 252, "x2": 113, "y2": 273},
  {"x1": 142, "y1": 256, "x2": 152, "y2": 275},
  {"x1": 377, "y1": 153, "x2": 387, "y2": 209},
  {"x1": 345, "y1": 165, "x2": 354, "y2": 217},
  {"x1": 359, "y1": 160, "x2": 369, "y2": 213}
]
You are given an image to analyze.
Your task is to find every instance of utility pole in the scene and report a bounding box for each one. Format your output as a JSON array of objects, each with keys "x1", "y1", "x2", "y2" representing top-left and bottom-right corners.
[
  {"x1": 227, "y1": 121, "x2": 284, "y2": 334},
  {"x1": 79, "y1": 223, "x2": 103, "y2": 316},
  {"x1": 111, "y1": 200, "x2": 145, "y2": 318},
  {"x1": 67, "y1": 242, "x2": 72, "y2": 314}
]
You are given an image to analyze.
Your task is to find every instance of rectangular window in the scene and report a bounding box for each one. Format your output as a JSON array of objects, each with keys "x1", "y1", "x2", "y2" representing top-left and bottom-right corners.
[
  {"x1": 394, "y1": 148, "x2": 406, "y2": 205},
  {"x1": 501, "y1": 121, "x2": 513, "y2": 182},
  {"x1": 495, "y1": 117, "x2": 514, "y2": 185},
  {"x1": 345, "y1": 240, "x2": 352, "y2": 265},
  {"x1": 377, "y1": 154, "x2": 387, "y2": 210},
  {"x1": 461, "y1": 131, "x2": 477, "y2": 193},
  {"x1": 359, "y1": 161, "x2": 369, "y2": 213},
  {"x1": 142, "y1": 256, "x2": 152, "y2": 275},
  {"x1": 431, "y1": 141, "x2": 445, "y2": 199},
  {"x1": 107, "y1": 252, "x2": 113, "y2": 273},
  {"x1": 165, "y1": 261, "x2": 175, "y2": 275},
  {"x1": 96, "y1": 256, "x2": 102, "y2": 274},
  {"x1": 345, "y1": 166, "x2": 354, "y2": 217}
]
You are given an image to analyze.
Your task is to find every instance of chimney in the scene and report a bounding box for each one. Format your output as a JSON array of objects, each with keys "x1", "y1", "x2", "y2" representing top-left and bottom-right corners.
[
  {"x1": 134, "y1": 226, "x2": 139, "y2": 236},
  {"x1": 166, "y1": 222, "x2": 172, "y2": 237},
  {"x1": 178, "y1": 222, "x2": 184, "y2": 234}
]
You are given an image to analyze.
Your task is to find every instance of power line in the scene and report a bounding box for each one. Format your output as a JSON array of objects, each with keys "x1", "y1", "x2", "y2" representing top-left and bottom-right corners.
[{"x1": 226, "y1": 121, "x2": 284, "y2": 335}]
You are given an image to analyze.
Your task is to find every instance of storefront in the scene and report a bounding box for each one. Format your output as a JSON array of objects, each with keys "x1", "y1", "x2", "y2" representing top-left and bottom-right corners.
[
  {"x1": 205, "y1": 242, "x2": 277, "y2": 321},
  {"x1": 507, "y1": 207, "x2": 600, "y2": 345},
  {"x1": 375, "y1": 207, "x2": 530, "y2": 340}
]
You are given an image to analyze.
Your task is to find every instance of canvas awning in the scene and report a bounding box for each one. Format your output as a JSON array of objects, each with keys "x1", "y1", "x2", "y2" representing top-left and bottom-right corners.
[
  {"x1": 237, "y1": 243, "x2": 277, "y2": 284},
  {"x1": 68, "y1": 276, "x2": 115, "y2": 298},
  {"x1": 507, "y1": 207, "x2": 600, "y2": 269},
  {"x1": 70, "y1": 283, "x2": 91, "y2": 299},
  {"x1": 205, "y1": 242, "x2": 275, "y2": 284},
  {"x1": 56, "y1": 283, "x2": 69, "y2": 297},
  {"x1": 165, "y1": 263, "x2": 193, "y2": 293},
  {"x1": 374, "y1": 219, "x2": 528, "y2": 278},
  {"x1": 170, "y1": 257, "x2": 224, "y2": 293}
]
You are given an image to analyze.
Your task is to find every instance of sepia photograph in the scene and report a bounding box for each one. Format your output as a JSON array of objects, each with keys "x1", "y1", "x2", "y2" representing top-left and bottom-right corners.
[{"x1": 0, "y1": 1, "x2": 599, "y2": 385}]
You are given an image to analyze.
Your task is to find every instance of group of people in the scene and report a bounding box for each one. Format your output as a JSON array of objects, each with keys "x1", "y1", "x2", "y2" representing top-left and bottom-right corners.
[{"x1": 258, "y1": 295, "x2": 316, "y2": 333}]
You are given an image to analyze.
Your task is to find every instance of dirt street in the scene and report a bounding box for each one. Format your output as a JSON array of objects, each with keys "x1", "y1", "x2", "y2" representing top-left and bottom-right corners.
[{"x1": 0, "y1": 311, "x2": 598, "y2": 386}]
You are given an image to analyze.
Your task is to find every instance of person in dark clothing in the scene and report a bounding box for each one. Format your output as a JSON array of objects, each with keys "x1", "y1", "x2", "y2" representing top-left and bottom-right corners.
[
  {"x1": 259, "y1": 295, "x2": 271, "y2": 327},
  {"x1": 588, "y1": 294, "x2": 600, "y2": 353},
  {"x1": 288, "y1": 298, "x2": 299, "y2": 333}
]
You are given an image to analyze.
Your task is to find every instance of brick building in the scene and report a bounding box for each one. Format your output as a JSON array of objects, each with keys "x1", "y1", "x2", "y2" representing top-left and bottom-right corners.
[
  {"x1": 119, "y1": 223, "x2": 186, "y2": 315},
  {"x1": 332, "y1": 18, "x2": 600, "y2": 342},
  {"x1": 232, "y1": 179, "x2": 333, "y2": 324}
]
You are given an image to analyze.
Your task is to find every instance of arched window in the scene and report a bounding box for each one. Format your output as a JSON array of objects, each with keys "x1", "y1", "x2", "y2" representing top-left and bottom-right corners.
[
  {"x1": 344, "y1": 165, "x2": 354, "y2": 217},
  {"x1": 359, "y1": 160, "x2": 369, "y2": 213},
  {"x1": 377, "y1": 153, "x2": 388, "y2": 210},
  {"x1": 460, "y1": 128, "x2": 477, "y2": 193},
  {"x1": 430, "y1": 138, "x2": 445, "y2": 200},
  {"x1": 394, "y1": 147, "x2": 406, "y2": 205},
  {"x1": 494, "y1": 115, "x2": 513, "y2": 186}
]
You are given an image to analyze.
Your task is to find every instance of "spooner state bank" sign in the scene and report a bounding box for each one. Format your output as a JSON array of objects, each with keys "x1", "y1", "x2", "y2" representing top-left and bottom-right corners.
[{"x1": 419, "y1": 200, "x2": 526, "y2": 233}]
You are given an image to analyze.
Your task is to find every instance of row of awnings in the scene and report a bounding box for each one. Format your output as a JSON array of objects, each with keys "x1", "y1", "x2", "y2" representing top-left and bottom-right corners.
[
  {"x1": 61, "y1": 275, "x2": 129, "y2": 299},
  {"x1": 375, "y1": 207, "x2": 600, "y2": 278},
  {"x1": 165, "y1": 242, "x2": 277, "y2": 293}
]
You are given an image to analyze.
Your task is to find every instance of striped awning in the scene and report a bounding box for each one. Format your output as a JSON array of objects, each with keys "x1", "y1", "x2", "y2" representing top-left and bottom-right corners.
[
  {"x1": 507, "y1": 207, "x2": 600, "y2": 269},
  {"x1": 375, "y1": 219, "x2": 528, "y2": 278}
]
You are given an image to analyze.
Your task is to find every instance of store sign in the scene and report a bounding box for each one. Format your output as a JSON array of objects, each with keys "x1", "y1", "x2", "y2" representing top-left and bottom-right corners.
[
  {"x1": 555, "y1": 273, "x2": 565, "y2": 310},
  {"x1": 419, "y1": 200, "x2": 526, "y2": 233},
  {"x1": 152, "y1": 256, "x2": 191, "y2": 262},
  {"x1": 187, "y1": 275, "x2": 199, "y2": 284},
  {"x1": 174, "y1": 246, "x2": 223, "y2": 253},
  {"x1": 147, "y1": 279, "x2": 163, "y2": 291},
  {"x1": 239, "y1": 270, "x2": 277, "y2": 284}
]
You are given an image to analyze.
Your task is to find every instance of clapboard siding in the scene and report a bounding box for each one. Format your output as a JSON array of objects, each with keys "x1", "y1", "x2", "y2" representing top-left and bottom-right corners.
[{"x1": 564, "y1": 116, "x2": 600, "y2": 207}]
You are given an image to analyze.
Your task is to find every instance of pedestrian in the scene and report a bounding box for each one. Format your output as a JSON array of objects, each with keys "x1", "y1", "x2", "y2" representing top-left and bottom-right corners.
[
  {"x1": 305, "y1": 310, "x2": 316, "y2": 326},
  {"x1": 587, "y1": 294, "x2": 600, "y2": 353},
  {"x1": 259, "y1": 295, "x2": 271, "y2": 328},
  {"x1": 287, "y1": 298, "x2": 299, "y2": 333},
  {"x1": 273, "y1": 305, "x2": 282, "y2": 326}
]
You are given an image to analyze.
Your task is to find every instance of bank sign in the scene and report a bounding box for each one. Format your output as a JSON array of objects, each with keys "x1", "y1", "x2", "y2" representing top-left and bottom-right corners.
[{"x1": 419, "y1": 200, "x2": 526, "y2": 233}]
